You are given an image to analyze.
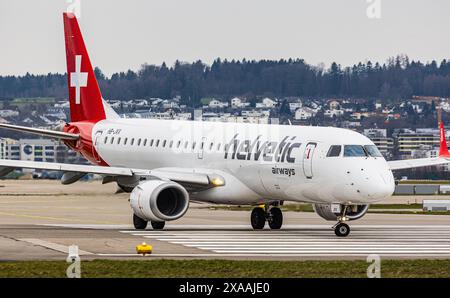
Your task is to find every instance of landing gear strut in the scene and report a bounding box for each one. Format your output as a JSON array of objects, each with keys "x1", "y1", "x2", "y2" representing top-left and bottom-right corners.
[
  {"x1": 251, "y1": 204, "x2": 283, "y2": 230},
  {"x1": 332, "y1": 205, "x2": 351, "y2": 237}
]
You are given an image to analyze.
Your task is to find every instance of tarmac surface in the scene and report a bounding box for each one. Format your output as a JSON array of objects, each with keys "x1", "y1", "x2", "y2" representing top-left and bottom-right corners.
[{"x1": 0, "y1": 180, "x2": 449, "y2": 261}]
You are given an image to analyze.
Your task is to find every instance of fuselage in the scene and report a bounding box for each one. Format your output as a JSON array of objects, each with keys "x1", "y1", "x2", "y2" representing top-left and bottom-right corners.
[{"x1": 85, "y1": 118, "x2": 395, "y2": 205}]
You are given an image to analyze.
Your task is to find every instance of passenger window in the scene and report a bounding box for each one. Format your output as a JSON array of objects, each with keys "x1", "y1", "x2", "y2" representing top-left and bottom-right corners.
[
  {"x1": 327, "y1": 145, "x2": 341, "y2": 157},
  {"x1": 143, "y1": 139, "x2": 147, "y2": 146},
  {"x1": 163, "y1": 140, "x2": 167, "y2": 147},
  {"x1": 150, "y1": 139, "x2": 154, "y2": 147},
  {"x1": 131, "y1": 138, "x2": 135, "y2": 146},
  {"x1": 137, "y1": 139, "x2": 141, "y2": 146},
  {"x1": 177, "y1": 141, "x2": 181, "y2": 148},
  {"x1": 210, "y1": 142, "x2": 214, "y2": 150},
  {"x1": 344, "y1": 145, "x2": 367, "y2": 157},
  {"x1": 110, "y1": 137, "x2": 114, "y2": 145},
  {"x1": 104, "y1": 137, "x2": 108, "y2": 144},
  {"x1": 217, "y1": 143, "x2": 221, "y2": 151},
  {"x1": 185, "y1": 141, "x2": 189, "y2": 149},
  {"x1": 124, "y1": 138, "x2": 128, "y2": 145},
  {"x1": 117, "y1": 137, "x2": 121, "y2": 145},
  {"x1": 156, "y1": 140, "x2": 160, "y2": 147},
  {"x1": 169, "y1": 140, "x2": 173, "y2": 148},
  {"x1": 192, "y1": 142, "x2": 196, "y2": 150}
]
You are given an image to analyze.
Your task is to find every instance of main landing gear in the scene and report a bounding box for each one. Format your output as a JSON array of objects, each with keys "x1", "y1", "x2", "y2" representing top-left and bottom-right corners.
[
  {"x1": 332, "y1": 206, "x2": 351, "y2": 237},
  {"x1": 133, "y1": 214, "x2": 165, "y2": 230},
  {"x1": 251, "y1": 204, "x2": 283, "y2": 230}
]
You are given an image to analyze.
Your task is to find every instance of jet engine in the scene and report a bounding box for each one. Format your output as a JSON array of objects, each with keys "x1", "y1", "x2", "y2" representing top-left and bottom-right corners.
[
  {"x1": 130, "y1": 180, "x2": 189, "y2": 222},
  {"x1": 313, "y1": 204, "x2": 369, "y2": 221}
]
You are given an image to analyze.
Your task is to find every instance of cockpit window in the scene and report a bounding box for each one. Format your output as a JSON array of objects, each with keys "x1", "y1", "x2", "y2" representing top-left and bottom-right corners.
[
  {"x1": 327, "y1": 145, "x2": 342, "y2": 157},
  {"x1": 344, "y1": 145, "x2": 367, "y2": 157},
  {"x1": 364, "y1": 145, "x2": 383, "y2": 157}
]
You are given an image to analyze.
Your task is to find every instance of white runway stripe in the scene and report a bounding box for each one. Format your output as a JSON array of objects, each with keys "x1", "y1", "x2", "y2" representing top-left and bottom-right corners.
[{"x1": 120, "y1": 225, "x2": 450, "y2": 257}]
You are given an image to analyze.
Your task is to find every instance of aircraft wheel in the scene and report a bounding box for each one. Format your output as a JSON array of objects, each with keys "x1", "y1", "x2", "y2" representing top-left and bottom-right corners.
[
  {"x1": 151, "y1": 221, "x2": 165, "y2": 230},
  {"x1": 268, "y1": 207, "x2": 283, "y2": 230},
  {"x1": 133, "y1": 214, "x2": 148, "y2": 230},
  {"x1": 251, "y1": 207, "x2": 266, "y2": 229},
  {"x1": 334, "y1": 223, "x2": 350, "y2": 237}
]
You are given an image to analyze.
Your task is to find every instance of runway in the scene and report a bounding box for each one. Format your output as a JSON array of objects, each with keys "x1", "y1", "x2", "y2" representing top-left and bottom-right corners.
[
  {"x1": 115, "y1": 225, "x2": 450, "y2": 258},
  {"x1": 0, "y1": 180, "x2": 449, "y2": 261},
  {"x1": 1, "y1": 223, "x2": 449, "y2": 260}
]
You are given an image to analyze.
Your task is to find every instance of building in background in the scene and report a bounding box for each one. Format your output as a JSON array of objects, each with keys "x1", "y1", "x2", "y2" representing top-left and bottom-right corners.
[
  {"x1": 363, "y1": 129, "x2": 394, "y2": 158},
  {"x1": 1, "y1": 138, "x2": 86, "y2": 165},
  {"x1": 396, "y1": 131, "x2": 440, "y2": 159}
]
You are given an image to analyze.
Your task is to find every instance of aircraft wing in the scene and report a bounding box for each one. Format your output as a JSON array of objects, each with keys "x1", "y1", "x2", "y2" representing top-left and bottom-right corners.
[
  {"x1": 0, "y1": 159, "x2": 223, "y2": 191},
  {"x1": 388, "y1": 157, "x2": 450, "y2": 171},
  {"x1": 0, "y1": 123, "x2": 79, "y2": 140},
  {"x1": 0, "y1": 159, "x2": 133, "y2": 176}
]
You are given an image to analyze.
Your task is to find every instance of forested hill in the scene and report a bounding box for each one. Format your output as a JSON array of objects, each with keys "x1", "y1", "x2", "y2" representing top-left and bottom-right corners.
[{"x1": 1, "y1": 55, "x2": 450, "y2": 106}]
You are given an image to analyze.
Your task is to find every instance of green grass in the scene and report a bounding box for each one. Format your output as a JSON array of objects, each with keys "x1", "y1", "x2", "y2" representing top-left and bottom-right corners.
[
  {"x1": 398, "y1": 180, "x2": 450, "y2": 185},
  {"x1": 204, "y1": 204, "x2": 314, "y2": 212},
  {"x1": 203, "y1": 203, "x2": 450, "y2": 216},
  {"x1": 200, "y1": 97, "x2": 214, "y2": 105},
  {"x1": 369, "y1": 210, "x2": 450, "y2": 215},
  {"x1": 369, "y1": 204, "x2": 422, "y2": 209},
  {"x1": 0, "y1": 259, "x2": 449, "y2": 278}
]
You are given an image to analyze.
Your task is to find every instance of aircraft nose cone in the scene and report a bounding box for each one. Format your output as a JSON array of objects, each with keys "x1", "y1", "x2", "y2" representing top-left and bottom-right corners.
[{"x1": 368, "y1": 171, "x2": 395, "y2": 200}]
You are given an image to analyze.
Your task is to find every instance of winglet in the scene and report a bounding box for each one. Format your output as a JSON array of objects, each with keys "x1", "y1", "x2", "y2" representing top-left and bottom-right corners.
[{"x1": 439, "y1": 121, "x2": 450, "y2": 158}]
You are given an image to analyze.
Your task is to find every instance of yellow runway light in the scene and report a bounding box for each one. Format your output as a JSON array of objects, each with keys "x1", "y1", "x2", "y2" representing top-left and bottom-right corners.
[{"x1": 136, "y1": 242, "x2": 152, "y2": 256}]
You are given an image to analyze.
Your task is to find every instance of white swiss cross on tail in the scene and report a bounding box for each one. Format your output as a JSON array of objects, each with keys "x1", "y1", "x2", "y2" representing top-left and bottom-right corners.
[{"x1": 70, "y1": 55, "x2": 88, "y2": 105}]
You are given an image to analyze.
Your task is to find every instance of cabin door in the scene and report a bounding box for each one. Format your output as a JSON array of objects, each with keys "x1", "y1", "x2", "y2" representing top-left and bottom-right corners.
[{"x1": 302, "y1": 142, "x2": 317, "y2": 179}]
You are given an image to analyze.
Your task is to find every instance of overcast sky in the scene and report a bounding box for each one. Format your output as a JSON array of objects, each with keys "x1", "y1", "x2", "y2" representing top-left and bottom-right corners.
[{"x1": 0, "y1": 0, "x2": 449, "y2": 76}]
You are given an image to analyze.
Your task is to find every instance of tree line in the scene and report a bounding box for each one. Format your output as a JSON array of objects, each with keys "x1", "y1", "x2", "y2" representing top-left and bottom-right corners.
[{"x1": 1, "y1": 55, "x2": 450, "y2": 106}]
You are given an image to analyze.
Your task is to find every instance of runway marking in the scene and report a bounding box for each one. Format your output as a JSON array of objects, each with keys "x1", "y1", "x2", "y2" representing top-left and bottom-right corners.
[
  {"x1": 121, "y1": 225, "x2": 450, "y2": 257},
  {"x1": 19, "y1": 238, "x2": 93, "y2": 255},
  {"x1": 0, "y1": 212, "x2": 119, "y2": 225}
]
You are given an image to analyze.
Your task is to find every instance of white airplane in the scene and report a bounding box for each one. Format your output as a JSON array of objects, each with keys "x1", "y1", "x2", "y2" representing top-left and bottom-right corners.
[{"x1": 1, "y1": 13, "x2": 449, "y2": 237}]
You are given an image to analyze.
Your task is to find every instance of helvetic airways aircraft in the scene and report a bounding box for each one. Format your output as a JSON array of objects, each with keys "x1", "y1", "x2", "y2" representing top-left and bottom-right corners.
[{"x1": 1, "y1": 13, "x2": 450, "y2": 237}]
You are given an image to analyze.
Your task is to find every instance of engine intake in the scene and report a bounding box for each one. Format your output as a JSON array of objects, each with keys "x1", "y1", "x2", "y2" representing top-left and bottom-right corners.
[
  {"x1": 130, "y1": 180, "x2": 189, "y2": 222},
  {"x1": 313, "y1": 204, "x2": 369, "y2": 221}
]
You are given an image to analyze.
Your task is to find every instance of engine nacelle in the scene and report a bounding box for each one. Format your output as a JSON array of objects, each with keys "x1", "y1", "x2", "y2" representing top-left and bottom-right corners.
[
  {"x1": 313, "y1": 204, "x2": 369, "y2": 221},
  {"x1": 130, "y1": 180, "x2": 189, "y2": 222}
]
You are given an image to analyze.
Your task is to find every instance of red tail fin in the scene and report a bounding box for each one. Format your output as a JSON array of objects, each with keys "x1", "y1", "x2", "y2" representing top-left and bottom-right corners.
[
  {"x1": 439, "y1": 121, "x2": 450, "y2": 157},
  {"x1": 63, "y1": 13, "x2": 106, "y2": 123}
]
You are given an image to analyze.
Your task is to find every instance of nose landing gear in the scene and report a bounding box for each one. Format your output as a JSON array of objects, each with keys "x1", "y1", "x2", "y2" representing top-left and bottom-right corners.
[
  {"x1": 250, "y1": 204, "x2": 283, "y2": 230},
  {"x1": 332, "y1": 205, "x2": 351, "y2": 237},
  {"x1": 333, "y1": 222, "x2": 350, "y2": 237}
]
